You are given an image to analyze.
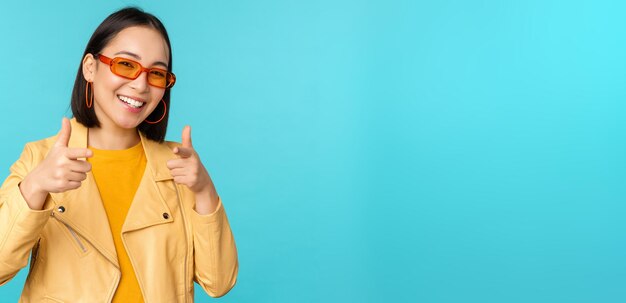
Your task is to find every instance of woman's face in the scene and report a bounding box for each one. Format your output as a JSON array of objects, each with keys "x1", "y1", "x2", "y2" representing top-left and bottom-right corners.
[{"x1": 83, "y1": 26, "x2": 170, "y2": 130}]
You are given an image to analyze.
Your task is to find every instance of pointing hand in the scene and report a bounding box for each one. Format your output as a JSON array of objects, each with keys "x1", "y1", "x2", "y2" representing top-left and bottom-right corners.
[
  {"x1": 166, "y1": 125, "x2": 215, "y2": 194},
  {"x1": 20, "y1": 117, "x2": 93, "y2": 209}
]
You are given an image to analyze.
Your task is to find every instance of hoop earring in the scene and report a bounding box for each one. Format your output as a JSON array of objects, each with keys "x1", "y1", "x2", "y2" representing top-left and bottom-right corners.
[
  {"x1": 85, "y1": 81, "x2": 94, "y2": 109},
  {"x1": 145, "y1": 99, "x2": 167, "y2": 124}
]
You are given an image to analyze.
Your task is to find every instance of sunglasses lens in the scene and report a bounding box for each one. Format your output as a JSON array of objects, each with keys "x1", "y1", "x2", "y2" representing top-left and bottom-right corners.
[
  {"x1": 148, "y1": 70, "x2": 168, "y2": 88},
  {"x1": 111, "y1": 58, "x2": 141, "y2": 78}
]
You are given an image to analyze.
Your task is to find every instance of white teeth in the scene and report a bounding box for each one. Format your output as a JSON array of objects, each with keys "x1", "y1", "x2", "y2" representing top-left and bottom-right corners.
[{"x1": 118, "y1": 95, "x2": 145, "y2": 108}]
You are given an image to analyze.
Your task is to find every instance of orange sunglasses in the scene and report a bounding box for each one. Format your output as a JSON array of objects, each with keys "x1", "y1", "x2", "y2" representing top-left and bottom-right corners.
[{"x1": 96, "y1": 54, "x2": 176, "y2": 88}]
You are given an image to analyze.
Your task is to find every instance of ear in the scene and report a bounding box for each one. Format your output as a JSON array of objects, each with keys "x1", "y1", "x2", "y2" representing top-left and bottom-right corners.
[{"x1": 82, "y1": 53, "x2": 97, "y2": 82}]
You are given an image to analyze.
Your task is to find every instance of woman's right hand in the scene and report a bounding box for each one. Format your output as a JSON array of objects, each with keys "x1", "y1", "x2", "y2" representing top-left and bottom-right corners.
[{"x1": 19, "y1": 118, "x2": 93, "y2": 210}]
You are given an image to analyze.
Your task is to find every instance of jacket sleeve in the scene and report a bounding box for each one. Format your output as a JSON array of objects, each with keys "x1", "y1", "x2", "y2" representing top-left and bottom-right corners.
[
  {"x1": 189, "y1": 193, "x2": 238, "y2": 297},
  {"x1": 0, "y1": 143, "x2": 53, "y2": 286}
]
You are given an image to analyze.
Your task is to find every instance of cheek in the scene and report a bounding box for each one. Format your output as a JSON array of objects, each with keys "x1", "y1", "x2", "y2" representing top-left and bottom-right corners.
[
  {"x1": 150, "y1": 88, "x2": 166, "y2": 102},
  {"x1": 142, "y1": 88, "x2": 166, "y2": 114},
  {"x1": 94, "y1": 73, "x2": 127, "y2": 98}
]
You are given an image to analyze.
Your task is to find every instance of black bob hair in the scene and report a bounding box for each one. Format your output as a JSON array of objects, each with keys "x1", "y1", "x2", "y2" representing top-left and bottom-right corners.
[{"x1": 70, "y1": 7, "x2": 173, "y2": 142}]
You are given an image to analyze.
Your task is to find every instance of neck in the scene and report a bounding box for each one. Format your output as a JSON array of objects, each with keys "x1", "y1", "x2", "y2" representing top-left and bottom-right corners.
[{"x1": 88, "y1": 122, "x2": 141, "y2": 150}]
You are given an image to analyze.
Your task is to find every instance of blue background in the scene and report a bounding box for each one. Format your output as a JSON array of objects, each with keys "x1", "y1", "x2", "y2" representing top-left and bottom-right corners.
[{"x1": 1, "y1": 0, "x2": 625, "y2": 302}]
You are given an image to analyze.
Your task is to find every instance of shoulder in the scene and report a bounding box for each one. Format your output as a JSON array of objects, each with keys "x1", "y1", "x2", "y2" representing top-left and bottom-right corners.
[
  {"x1": 23, "y1": 135, "x2": 57, "y2": 160},
  {"x1": 9, "y1": 134, "x2": 56, "y2": 171}
]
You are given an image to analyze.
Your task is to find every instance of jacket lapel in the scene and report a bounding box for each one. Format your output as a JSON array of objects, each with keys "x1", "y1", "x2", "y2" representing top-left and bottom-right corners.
[{"x1": 121, "y1": 131, "x2": 175, "y2": 233}]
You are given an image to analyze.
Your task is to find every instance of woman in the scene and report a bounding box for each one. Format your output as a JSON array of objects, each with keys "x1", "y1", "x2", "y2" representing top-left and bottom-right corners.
[{"x1": 0, "y1": 7, "x2": 238, "y2": 302}]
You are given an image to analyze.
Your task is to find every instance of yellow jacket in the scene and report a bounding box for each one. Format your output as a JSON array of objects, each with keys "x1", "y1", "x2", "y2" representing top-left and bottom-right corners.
[{"x1": 0, "y1": 118, "x2": 238, "y2": 302}]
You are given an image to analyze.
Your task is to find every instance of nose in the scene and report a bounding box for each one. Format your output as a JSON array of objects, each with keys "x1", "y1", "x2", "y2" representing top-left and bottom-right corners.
[{"x1": 128, "y1": 70, "x2": 150, "y2": 92}]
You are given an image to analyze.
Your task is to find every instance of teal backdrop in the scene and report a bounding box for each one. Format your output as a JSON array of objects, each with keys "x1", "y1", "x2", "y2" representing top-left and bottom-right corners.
[{"x1": 1, "y1": 0, "x2": 625, "y2": 302}]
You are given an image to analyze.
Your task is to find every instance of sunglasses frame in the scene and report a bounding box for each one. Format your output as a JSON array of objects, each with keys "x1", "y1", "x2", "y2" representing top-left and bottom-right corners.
[{"x1": 96, "y1": 54, "x2": 176, "y2": 88}]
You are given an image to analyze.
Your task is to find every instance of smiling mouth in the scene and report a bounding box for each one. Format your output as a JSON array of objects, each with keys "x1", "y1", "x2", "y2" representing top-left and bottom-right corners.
[{"x1": 118, "y1": 95, "x2": 146, "y2": 109}]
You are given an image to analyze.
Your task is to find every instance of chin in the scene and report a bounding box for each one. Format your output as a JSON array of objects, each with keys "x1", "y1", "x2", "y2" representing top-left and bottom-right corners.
[{"x1": 115, "y1": 117, "x2": 143, "y2": 129}]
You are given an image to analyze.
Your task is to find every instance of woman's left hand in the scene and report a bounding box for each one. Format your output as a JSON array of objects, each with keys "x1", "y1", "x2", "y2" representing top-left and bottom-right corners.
[{"x1": 166, "y1": 126, "x2": 219, "y2": 211}]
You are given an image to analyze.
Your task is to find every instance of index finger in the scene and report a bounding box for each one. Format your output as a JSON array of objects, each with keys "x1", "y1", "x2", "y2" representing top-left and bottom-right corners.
[
  {"x1": 173, "y1": 146, "x2": 193, "y2": 158},
  {"x1": 65, "y1": 148, "x2": 93, "y2": 160}
]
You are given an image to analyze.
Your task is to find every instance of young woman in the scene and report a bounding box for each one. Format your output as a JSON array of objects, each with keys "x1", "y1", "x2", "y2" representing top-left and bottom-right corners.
[{"x1": 0, "y1": 7, "x2": 238, "y2": 302}]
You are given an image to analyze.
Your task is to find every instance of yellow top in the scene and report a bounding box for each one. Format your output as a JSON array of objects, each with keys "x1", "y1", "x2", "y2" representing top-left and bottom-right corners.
[{"x1": 87, "y1": 140, "x2": 146, "y2": 303}]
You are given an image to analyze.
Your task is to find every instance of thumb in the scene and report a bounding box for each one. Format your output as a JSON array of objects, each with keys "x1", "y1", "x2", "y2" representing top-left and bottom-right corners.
[
  {"x1": 182, "y1": 125, "x2": 192, "y2": 148},
  {"x1": 54, "y1": 117, "x2": 71, "y2": 147}
]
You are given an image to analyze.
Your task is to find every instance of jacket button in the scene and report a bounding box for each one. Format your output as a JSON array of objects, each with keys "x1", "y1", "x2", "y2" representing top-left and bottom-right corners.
[
  {"x1": 57, "y1": 206, "x2": 66, "y2": 213},
  {"x1": 163, "y1": 213, "x2": 169, "y2": 219}
]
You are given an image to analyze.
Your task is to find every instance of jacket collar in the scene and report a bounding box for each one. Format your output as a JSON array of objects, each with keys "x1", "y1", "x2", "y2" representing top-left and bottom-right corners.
[
  {"x1": 67, "y1": 117, "x2": 174, "y2": 181},
  {"x1": 49, "y1": 118, "x2": 176, "y2": 268}
]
